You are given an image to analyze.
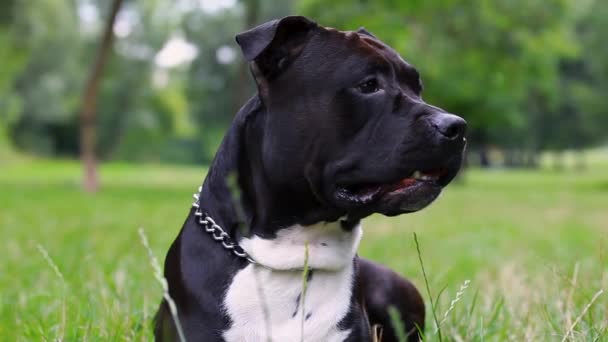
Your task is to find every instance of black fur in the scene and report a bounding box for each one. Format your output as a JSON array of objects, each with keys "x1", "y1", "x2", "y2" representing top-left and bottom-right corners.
[{"x1": 155, "y1": 16, "x2": 466, "y2": 342}]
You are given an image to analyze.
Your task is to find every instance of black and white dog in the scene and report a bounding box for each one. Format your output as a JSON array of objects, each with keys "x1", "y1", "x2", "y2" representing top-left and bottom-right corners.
[{"x1": 155, "y1": 16, "x2": 466, "y2": 342}]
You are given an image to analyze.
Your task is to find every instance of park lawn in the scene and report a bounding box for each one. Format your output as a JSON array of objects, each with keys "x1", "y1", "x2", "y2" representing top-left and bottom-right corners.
[{"x1": 0, "y1": 153, "x2": 607, "y2": 341}]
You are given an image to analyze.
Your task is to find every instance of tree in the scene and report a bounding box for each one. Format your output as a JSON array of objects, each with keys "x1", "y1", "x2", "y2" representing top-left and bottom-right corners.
[
  {"x1": 0, "y1": 0, "x2": 28, "y2": 156},
  {"x1": 182, "y1": 0, "x2": 294, "y2": 163},
  {"x1": 79, "y1": 0, "x2": 123, "y2": 192}
]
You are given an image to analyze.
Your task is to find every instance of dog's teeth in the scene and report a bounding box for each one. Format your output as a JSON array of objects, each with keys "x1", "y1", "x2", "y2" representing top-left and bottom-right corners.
[{"x1": 413, "y1": 171, "x2": 422, "y2": 179}]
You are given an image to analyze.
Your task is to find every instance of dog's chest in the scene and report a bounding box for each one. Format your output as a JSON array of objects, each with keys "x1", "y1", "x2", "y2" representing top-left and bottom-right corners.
[
  {"x1": 222, "y1": 264, "x2": 354, "y2": 342},
  {"x1": 222, "y1": 223, "x2": 361, "y2": 342}
]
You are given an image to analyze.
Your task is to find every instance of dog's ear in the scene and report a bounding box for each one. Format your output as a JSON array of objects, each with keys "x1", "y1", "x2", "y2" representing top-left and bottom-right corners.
[
  {"x1": 356, "y1": 27, "x2": 377, "y2": 39},
  {"x1": 236, "y1": 16, "x2": 317, "y2": 84}
]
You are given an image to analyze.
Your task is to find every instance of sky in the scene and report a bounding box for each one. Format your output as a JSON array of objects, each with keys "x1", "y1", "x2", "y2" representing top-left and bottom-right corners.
[
  {"x1": 78, "y1": 0, "x2": 239, "y2": 69},
  {"x1": 152, "y1": 0, "x2": 238, "y2": 68}
]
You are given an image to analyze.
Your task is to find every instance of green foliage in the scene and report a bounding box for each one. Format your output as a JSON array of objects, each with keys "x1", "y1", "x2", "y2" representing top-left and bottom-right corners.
[
  {"x1": 8, "y1": 0, "x2": 84, "y2": 155},
  {"x1": 182, "y1": 8, "x2": 249, "y2": 162},
  {"x1": 0, "y1": 0, "x2": 607, "y2": 163},
  {"x1": 0, "y1": 2, "x2": 31, "y2": 154}
]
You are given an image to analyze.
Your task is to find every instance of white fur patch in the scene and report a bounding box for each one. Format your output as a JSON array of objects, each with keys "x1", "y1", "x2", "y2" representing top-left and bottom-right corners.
[
  {"x1": 222, "y1": 222, "x2": 362, "y2": 342},
  {"x1": 240, "y1": 222, "x2": 362, "y2": 270}
]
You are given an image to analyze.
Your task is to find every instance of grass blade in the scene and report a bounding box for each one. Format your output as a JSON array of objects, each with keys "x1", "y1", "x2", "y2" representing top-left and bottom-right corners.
[
  {"x1": 36, "y1": 244, "x2": 67, "y2": 341},
  {"x1": 561, "y1": 289, "x2": 604, "y2": 342},
  {"x1": 300, "y1": 242, "x2": 310, "y2": 342},
  {"x1": 388, "y1": 306, "x2": 407, "y2": 342},
  {"x1": 138, "y1": 228, "x2": 186, "y2": 342},
  {"x1": 414, "y1": 232, "x2": 442, "y2": 341}
]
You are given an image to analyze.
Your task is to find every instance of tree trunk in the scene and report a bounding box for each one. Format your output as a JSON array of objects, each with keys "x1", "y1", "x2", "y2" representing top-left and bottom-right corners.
[
  {"x1": 504, "y1": 149, "x2": 514, "y2": 168},
  {"x1": 79, "y1": 0, "x2": 123, "y2": 192},
  {"x1": 479, "y1": 145, "x2": 491, "y2": 168},
  {"x1": 524, "y1": 149, "x2": 539, "y2": 169}
]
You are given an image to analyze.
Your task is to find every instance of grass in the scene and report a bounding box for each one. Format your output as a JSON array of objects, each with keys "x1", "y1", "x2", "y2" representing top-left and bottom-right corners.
[{"x1": 1, "y1": 150, "x2": 607, "y2": 341}]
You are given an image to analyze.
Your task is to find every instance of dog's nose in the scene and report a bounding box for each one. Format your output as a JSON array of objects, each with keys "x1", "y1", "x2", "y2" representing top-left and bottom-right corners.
[{"x1": 434, "y1": 113, "x2": 467, "y2": 141}]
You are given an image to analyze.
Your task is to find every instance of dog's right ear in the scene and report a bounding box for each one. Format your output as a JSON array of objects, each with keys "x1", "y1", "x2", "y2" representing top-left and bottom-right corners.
[{"x1": 236, "y1": 16, "x2": 317, "y2": 87}]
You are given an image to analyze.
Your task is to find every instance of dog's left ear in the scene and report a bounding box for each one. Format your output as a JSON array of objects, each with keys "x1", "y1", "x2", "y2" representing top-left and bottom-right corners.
[
  {"x1": 356, "y1": 27, "x2": 377, "y2": 39},
  {"x1": 236, "y1": 16, "x2": 317, "y2": 86}
]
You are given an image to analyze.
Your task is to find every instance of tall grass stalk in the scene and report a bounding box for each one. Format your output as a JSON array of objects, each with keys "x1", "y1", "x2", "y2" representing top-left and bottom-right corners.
[
  {"x1": 137, "y1": 228, "x2": 186, "y2": 342},
  {"x1": 437, "y1": 279, "x2": 471, "y2": 332},
  {"x1": 561, "y1": 289, "x2": 604, "y2": 342},
  {"x1": 565, "y1": 263, "x2": 580, "y2": 330},
  {"x1": 36, "y1": 244, "x2": 66, "y2": 341},
  {"x1": 414, "y1": 232, "x2": 442, "y2": 342}
]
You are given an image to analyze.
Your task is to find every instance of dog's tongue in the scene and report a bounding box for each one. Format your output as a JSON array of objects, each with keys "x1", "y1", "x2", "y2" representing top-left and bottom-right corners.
[
  {"x1": 398, "y1": 178, "x2": 417, "y2": 187},
  {"x1": 356, "y1": 177, "x2": 417, "y2": 196},
  {"x1": 349, "y1": 169, "x2": 447, "y2": 198},
  {"x1": 386, "y1": 177, "x2": 417, "y2": 192}
]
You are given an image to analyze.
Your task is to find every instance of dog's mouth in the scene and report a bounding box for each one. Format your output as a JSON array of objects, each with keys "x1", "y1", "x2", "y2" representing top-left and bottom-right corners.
[
  {"x1": 331, "y1": 159, "x2": 461, "y2": 216},
  {"x1": 335, "y1": 168, "x2": 448, "y2": 203}
]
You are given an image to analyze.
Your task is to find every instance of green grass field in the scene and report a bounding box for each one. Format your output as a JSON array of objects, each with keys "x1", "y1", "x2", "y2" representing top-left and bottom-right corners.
[{"x1": 1, "y1": 152, "x2": 607, "y2": 341}]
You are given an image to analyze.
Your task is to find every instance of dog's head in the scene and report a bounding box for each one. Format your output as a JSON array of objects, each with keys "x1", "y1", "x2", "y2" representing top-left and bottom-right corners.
[{"x1": 236, "y1": 16, "x2": 467, "y2": 221}]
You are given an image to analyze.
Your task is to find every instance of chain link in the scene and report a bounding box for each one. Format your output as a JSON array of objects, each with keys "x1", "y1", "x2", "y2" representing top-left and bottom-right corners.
[{"x1": 192, "y1": 187, "x2": 257, "y2": 264}]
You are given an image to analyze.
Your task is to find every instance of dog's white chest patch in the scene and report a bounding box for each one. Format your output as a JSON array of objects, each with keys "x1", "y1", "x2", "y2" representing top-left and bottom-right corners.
[{"x1": 222, "y1": 222, "x2": 362, "y2": 342}]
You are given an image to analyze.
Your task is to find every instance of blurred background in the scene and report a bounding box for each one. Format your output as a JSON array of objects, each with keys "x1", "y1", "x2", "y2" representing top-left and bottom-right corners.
[
  {"x1": 1, "y1": 0, "x2": 607, "y2": 340},
  {"x1": 1, "y1": 0, "x2": 607, "y2": 168}
]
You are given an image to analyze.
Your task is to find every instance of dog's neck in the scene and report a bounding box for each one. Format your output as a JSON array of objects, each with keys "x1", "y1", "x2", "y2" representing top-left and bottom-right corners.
[
  {"x1": 240, "y1": 221, "x2": 362, "y2": 270},
  {"x1": 198, "y1": 96, "x2": 261, "y2": 239},
  {"x1": 199, "y1": 95, "x2": 358, "y2": 242}
]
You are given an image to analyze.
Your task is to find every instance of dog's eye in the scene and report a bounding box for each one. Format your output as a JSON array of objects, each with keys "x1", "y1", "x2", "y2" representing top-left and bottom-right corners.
[{"x1": 357, "y1": 78, "x2": 380, "y2": 94}]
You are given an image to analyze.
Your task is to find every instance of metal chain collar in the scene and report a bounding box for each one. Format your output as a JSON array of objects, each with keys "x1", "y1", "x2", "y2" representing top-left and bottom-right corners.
[{"x1": 192, "y1": 187, "x2": 257, "y2": 264}]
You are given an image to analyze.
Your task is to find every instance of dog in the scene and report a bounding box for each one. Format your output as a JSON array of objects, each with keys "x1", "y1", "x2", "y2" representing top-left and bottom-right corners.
[{"x1": 155, "y1": 16, "x2": 467, "y2": 342}]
